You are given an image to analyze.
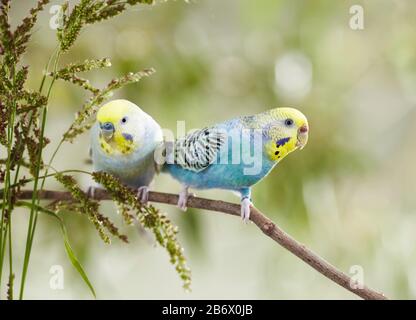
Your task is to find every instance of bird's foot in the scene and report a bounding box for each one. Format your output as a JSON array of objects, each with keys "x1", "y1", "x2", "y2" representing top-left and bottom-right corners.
[
  {"x1": 241, "y1": 197, "x2": 252, "y2": 223},
  {"x1": 136, "y1": 186, "x2": 149, "y2": 205},
  {"x1": 178, "y1": 187, "x2": 194, "y2": 211},
  {"x1": 87, "y1": 186, "x2": 97, "y2": 199}
]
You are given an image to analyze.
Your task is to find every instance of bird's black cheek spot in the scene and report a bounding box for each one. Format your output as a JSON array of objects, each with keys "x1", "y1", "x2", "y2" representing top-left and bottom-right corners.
[{"x1": 276, "y1": 137, "x2": 291, "y2": 148}]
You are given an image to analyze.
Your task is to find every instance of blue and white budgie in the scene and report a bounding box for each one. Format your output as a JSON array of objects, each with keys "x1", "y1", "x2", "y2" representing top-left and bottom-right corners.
[
  {"x1": 164, "y1": 108, "x2": 309, "y2": 221},
  {"x1": 90, "y1": 99, "x2": 163, "y2": 202}
]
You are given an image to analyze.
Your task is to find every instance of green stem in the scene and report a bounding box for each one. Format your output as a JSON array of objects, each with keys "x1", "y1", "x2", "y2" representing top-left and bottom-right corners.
[
  {"x1": 39, "y1": 48, "x2": 56, "y2": 93},
  {"x1": 48, "y1": 139, "x2": 65, "y2": 169},
  {"x1": 0, "y1": 169, "x2": 92, "y2": 194},
  {"x1": 0, "y1": 162, "x2": 22, "y2": 296},
  {"x1": 7, "y1": 219, "x2": 13, "y2": 299},
  {"x1": 0, "y1": 105, "x2": 11, "y2": 294},
  {"x1": 19, "y1": 50, "x2": 62, "y2": 300},
  {"x1": 1, "y1": 48, "x2": 58, "y2": 297},
  {"x1": 0, "y1": 61, "x2": 18, "y2": 299}
]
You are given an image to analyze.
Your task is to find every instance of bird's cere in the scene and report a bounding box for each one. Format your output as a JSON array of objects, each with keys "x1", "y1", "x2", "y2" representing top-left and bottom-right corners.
[{"x1": 299, "y1": 124, "x2": 308, "y2": 133}]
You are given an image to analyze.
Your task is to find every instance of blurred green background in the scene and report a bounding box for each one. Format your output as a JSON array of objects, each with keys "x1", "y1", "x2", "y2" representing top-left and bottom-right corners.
[{"x1": 5, "y1": 0, "x2": 416, "y2": 299}]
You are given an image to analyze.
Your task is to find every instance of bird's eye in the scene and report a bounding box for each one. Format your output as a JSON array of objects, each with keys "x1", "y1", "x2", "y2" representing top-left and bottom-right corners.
[
  {"x1": 121, "y1": 116, "x2": 128, "y2": 124},
  {"x1": 285, "y1": 118, "x2": 294, "y2": 126}
]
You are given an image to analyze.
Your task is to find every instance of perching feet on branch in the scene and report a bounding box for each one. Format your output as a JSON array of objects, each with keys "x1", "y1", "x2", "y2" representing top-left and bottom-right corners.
[
  {"x1": 136, "y1": 186, "x2": 149, "y2": 205},
  {"x1": 177, "y1": 186, "x2": 195, "y2": 211}
]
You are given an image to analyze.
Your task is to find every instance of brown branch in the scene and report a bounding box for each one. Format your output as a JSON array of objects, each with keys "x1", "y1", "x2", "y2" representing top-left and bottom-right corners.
[{"x1": 15, "y1": 189, "x2": 387, "y2": 300}]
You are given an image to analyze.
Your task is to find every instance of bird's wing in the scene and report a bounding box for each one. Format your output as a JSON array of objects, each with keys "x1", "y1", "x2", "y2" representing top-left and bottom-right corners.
[{"x1": 173, "y1": 127, "x2": 226, "y2": 172}]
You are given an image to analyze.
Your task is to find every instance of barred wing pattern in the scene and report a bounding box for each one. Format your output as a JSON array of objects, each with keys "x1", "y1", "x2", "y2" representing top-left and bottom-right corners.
[{"x1": 174, "y1": 127, "x2": 226, "y2": 172}]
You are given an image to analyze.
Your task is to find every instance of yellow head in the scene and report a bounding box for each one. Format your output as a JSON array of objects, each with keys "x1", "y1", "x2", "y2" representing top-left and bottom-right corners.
[
  {"x1": 96, "y1": 99, "x2": 147, "y2": 155},
  {"x1": 262, "y1": 107, "x2": 309, "y2": 162}
]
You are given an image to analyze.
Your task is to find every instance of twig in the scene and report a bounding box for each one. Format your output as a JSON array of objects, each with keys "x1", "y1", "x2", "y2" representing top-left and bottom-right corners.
[{"x1": 14, "y1": 189, "x2": 387, "y2": 300}]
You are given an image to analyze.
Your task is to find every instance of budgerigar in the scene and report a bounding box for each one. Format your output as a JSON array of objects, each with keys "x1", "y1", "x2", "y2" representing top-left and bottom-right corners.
[
  {"x1": 164, "y1": 108, "x2": 309, "y2": 221},
  {"x1": 90, "y1": 99, "x2": 163, "y2": 202}
]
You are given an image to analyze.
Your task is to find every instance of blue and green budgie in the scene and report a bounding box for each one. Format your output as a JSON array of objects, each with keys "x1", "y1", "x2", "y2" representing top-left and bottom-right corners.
[
  {"x1": 164, "y1": 108, "x2": 309, "y2": 221},
  {"x1": 90, "y1": 99, "x2": 163, "y2": 202}
]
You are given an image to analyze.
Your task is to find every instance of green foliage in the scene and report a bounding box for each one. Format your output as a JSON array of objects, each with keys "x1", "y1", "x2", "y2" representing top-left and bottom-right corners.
[
  {"x1": 0, "y1": 0, "x2": 50, "y2": 65},
  {"x1": 57, "y1": 0, "x2": 155, "y2": 52},
  {"x1": 0, "y1": 0, "x2": 188, "y2": 299},
  {"x1": 55, "y1": 173, "x2": 129, "y2": 244},
  {"x1": 50, "y1": 58, "x2": 112, "y2": 94},
  {"x1": 63, "y1": 68, "x2": 155, "y2": 142},
  {"x1": 17, "y1": 200, "x2": 96, "y2": 298},
  {"x1": 93, "y1": 171, "x2": 192, "y2": 290},
  {"x1": 0, "y1": 6, "x2": 52, "y2": 296},
  {"x1": 13, "y1": 0, "x2": 50, "y2": 60}
]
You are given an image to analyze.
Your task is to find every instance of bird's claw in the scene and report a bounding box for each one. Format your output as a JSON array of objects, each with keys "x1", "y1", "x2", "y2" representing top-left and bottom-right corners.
[
  {"x1": 137, "y1": 186, "x2": 149, "y2": 205},
  {"x1": 241, "y1": 198, "x2": 252, "y2": 223},
  {"x1": 87, "y1": 186, "x2": 96, "y2": 199},
  {"x1": 178, "y1": 187, "x2": 194, "y2": 211}
]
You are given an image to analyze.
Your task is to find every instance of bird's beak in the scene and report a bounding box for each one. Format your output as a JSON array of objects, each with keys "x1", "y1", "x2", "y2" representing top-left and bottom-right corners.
[
  {"x1": 296, "y1": 124, "x2": 309, "y2": 150},
  {"x1": 100, "y1": 122, "x2": 115, "y2": 141}
]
